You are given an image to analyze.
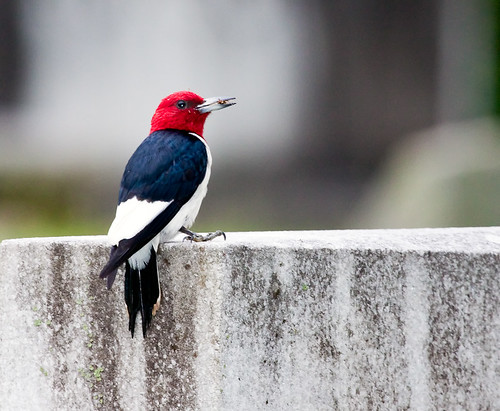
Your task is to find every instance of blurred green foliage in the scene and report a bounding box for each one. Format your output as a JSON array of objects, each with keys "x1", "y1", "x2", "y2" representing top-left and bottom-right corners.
[
  {"x1": 494, "y1": 0, "x2": 500, "y2": 116},
  {"x1": 0, "y1": 173, "x2": 266, "y2": 241},
  {"x1": 0, "y1": 173, "x2": 109, "y2": 240}
]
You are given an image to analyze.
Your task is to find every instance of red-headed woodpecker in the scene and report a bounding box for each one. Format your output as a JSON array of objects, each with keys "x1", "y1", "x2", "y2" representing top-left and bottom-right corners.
[{"x1": 99, "y1": 91, "x2": 235, "y2": 337}]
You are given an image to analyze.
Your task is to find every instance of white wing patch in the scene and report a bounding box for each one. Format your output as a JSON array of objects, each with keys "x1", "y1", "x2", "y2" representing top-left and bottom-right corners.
[{"x1": 107, "y1": 196, "x2": 172, "y2": 245}]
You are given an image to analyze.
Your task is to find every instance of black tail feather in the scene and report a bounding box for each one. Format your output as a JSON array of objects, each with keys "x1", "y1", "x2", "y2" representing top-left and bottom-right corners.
[
  {"x1": 124, "y1": 260, "x2": 140, "y2": 337},
  {"x1": 124, "y1": 247, "x2": 160, "y2": 337}
]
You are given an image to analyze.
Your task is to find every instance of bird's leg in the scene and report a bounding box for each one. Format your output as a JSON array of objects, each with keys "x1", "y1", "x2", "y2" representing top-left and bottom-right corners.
[{"x1": 180, "y1": 226, "x2": 226, "y2": 242}]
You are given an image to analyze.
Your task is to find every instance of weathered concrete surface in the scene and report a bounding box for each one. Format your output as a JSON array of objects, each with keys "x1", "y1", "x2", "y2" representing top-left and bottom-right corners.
[{"x1": 0, "y1": 228, "x2": 499, "y2": 410}]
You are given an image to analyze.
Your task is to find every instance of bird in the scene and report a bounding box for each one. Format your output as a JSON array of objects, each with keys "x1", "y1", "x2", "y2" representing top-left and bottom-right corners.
[{"x1": 99, "y1": 91, "x2": 235, "y2": 337}]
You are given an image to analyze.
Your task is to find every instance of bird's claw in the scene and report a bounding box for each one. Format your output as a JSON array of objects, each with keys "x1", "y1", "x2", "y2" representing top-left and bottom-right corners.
[{"x1": 183, "y1": 230, "x2": 226, "y2": 242}]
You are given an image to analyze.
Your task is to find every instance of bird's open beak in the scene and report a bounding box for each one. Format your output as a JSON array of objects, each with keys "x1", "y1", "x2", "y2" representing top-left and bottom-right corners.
[{"x1": 196, "y1": 97, "x2": 236, "y2": 113}]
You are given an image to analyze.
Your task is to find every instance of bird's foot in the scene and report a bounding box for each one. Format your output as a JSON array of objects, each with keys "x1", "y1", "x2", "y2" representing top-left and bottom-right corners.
[
  {"x1": 152, "y1": 293, "x2": 161, "y2": 317},
  {"x1": 180, "y1": 227, "x2": 226, "y2": 242}
]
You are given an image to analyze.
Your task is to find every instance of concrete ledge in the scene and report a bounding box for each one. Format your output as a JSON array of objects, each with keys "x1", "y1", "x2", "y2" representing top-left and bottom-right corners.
[{"x1": 1, "y1": 228, "x2": 499, "y2": 409}]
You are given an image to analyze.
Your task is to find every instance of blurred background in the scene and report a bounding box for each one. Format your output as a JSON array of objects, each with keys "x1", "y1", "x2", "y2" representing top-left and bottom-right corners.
[{"x1": 0, "y1": 1, "x2": 499, "y2": 240}]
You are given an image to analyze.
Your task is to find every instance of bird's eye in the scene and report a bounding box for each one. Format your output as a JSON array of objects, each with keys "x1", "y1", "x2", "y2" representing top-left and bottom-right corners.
[{"x1": 176, "y1": 100, "x2": 187, "y2": 109}]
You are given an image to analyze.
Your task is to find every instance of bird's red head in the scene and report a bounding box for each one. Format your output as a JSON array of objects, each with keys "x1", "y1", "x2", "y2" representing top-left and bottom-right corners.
[{"x1": 150, "y1": 91, "x2": 235, "y2": 137}]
